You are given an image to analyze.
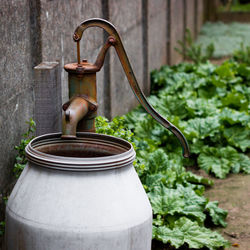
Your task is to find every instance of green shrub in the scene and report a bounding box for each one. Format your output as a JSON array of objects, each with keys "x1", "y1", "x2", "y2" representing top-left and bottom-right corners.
[
  {"x1": 175, "y1": 29, "x2": 214, "y2": 64},
  {"x1": 13, "y1": 118, "x2": 36, "y2": 178},
  {"x1": 233, "y1": 43, "x2": 250, "y2": 64},
  {"x1": 0, "y1": 221, "x2": 5, "y2": 236}
]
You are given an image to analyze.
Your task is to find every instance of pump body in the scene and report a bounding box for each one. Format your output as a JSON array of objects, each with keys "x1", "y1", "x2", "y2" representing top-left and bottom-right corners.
[{"x1": 61, "y1": 18, "x2": 189, "y2": 158}]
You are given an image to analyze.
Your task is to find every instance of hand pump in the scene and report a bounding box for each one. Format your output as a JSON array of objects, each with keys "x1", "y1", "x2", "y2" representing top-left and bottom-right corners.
[{"x1": 62, "y1": 18, "x2": 190, "y2": 158}]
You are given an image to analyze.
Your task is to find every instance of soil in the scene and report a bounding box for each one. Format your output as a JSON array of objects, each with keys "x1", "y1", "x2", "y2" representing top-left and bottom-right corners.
[
  {"x1": 210, "y1": 57, "x2": 231, "y2": 65},
  {"x1": 205, "y1": 172, "x2": 250, "y2": 250},
  {"x1": 184, "y1": 57, "x2": 230, "y2": 65}
]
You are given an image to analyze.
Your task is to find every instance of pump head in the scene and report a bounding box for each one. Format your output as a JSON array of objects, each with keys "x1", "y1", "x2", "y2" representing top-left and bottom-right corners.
[{"x1": 62, "y1": 18, "x2": 190, "y2": 158}]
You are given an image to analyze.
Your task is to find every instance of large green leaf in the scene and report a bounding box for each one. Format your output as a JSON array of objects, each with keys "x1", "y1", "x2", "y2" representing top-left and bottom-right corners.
[
  {"x1": 153, "y1": 225, "x2": 184, "y2": 248},
  {"x1": 155, "y1": 93, "x2": 188, "y2": 119},
  {"x1": 148, "y1": 184, "x2": 184, "y2": 216},
  {"x1": 198, "y1": 146, "x2": 240, "y2": 178},
  {"x1": 153, "y1": 217, "x2": 230, "y2": 250},
  {"x1": 145, "y1": 149, "x2": 169, "y2": 174},
  {"x1": 206, "y1": 201, "x2": 228, "y2": 227},
  {"x1": 215, "y1": 61, "x2": 236, "y2": 79},
  {"x1": 238, "y1": 153, "x2": 250, "y2": 174},
  {"x1": 185, "y1": 171, "x2": 214, "y2": 186},
  {"x1": 151, "y1": 66, "x2": 174, "y2": 91},
  {"x1": 181, "y1": 116, "x2": 221, "y2": 140},
  {"x1": 144, "y1": 173, "x2": 168, "y2": 190},
  {"x1": 220, "y1": 107, "x2": 250, "y2": 127},
  {"x1": 124, "y1": 107, "x2": 147, "y2": 130},
  {"x1": 224, "y1": 126, "x2": 250, "y2": 152},
  {"x1": 144, "y1": 149, "x2": 213, "y2": 190},
  {"x1": 175, "y1": 185, "x2": 207, "y2": 223},
  {"x1": 190, "y1": 139, "x2": 205, "y2": 154},
  {"x1": 134, "y1": 115, "x2": 165, "y2": 144},
  {"x1": 148, "y1": 184, "x2": 207, "y2": 223},
  {"x1": 221, "y1": 89, "x2": 248, "y2": 111},
  {"x1": 175, "y1": 217, "x2": 230, "y2": 249},
  {"x1": 237, "y1": 63, "x2": 250, "y2": 80},
  {"x1": 186, "y1": 98, "x2": 220, "y2": 117}
]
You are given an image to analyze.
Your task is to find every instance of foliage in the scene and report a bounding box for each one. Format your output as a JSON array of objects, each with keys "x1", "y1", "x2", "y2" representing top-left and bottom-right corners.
[
  {"x1": 0, "y1": 221, "x2": 5, "y2": 236},
  {"x1": 175, "y1": 29, "x2": 214, "y2": 64},
  {"x1": 197, "y1": 146, "x2": 249, "y2": 178},
  {"x1": 96, "y1": 117, "x2": 229, "y2": 249},
  {"x1": 233, "y1": 43, "x2": 250, "y2": 64},
  {"x1": 219, "y1": 0, "x2": 250, "y2": 12},
  {"x1": 229, "y1": 2, "x2": 250, "y2": 12},
  {"x1": 0, "y1": 119, "x2": 36, "y2": 238},
  {"x1": 153, "y1": 217, "x2": 229, "y2": 250},
  {"x1": 96, "y1": 59, "x2": 249, "y2": 249},
  {"x1": 13, "y1": 118, "x2": 36, "y2": 178},
  {"x1": 150, "y1": 60, "x2": 249, "y2": 178},
  {"x1": 197, "y1": 22, "x2": 250, "y2": 58},
  {"x1": 205, "y1": 201, "x2": 228, "y2": 228}
]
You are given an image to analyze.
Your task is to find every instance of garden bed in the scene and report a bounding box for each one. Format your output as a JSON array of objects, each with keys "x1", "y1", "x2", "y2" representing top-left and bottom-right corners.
[{"x1": 96, "y1": 58, "x2": 250, "y2": 249}]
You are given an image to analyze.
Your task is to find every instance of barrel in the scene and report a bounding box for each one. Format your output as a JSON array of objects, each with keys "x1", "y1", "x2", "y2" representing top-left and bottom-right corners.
[{"x1": 5, "y1": 132, "x2": 152, "y2": 250}]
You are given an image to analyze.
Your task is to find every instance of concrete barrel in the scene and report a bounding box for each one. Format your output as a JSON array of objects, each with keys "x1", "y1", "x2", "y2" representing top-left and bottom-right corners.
[{"x1": 5, "y1": 133, "x2": 152, "y2": 250}]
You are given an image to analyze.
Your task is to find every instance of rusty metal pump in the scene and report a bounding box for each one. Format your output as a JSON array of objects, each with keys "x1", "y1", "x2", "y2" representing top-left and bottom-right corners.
[{"x1": 62, "y1": 18, "x2": 190, "y2": 158}]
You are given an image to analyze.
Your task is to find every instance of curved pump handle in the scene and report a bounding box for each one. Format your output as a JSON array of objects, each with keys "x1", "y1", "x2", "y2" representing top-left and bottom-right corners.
[{"x1": 73, "y1": 18, "x2": 190, "y2": 158}]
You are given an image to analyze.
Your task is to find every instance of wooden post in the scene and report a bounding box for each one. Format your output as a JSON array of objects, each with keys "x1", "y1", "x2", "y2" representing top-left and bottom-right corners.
[{"x1": 34, "y1": 62, "x2": 62, "y2": 136}]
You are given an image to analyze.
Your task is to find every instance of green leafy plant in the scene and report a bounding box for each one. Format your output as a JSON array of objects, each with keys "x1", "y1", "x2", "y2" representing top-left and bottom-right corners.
[
  {"x1": 233, "y1": 43, "x2": 250, "y2": 64},
  {"x1": 150, "y1": 60, "x2": 249, "y2": 179},
  {"x1": 96, "y1": 116, "x2": 230, "y2": 249},
  {"x1": 219, "y1": 0, "x2": 250, "y2": 12},
  {"x1": 0, "y1": 221, "x2": 5, "y2": 236},
  {"x1": 96, "y1": 58, "x2": 250, "y2": 249},
  {"x1": 153, "y1": 217, "x2": 229, "y2": 250},
  {"x1": 13, "y1": 118, "x2": 36, "y2": 178},
  {"x1": 175, "y1": 29, "x2": 214, "y2": 64}
]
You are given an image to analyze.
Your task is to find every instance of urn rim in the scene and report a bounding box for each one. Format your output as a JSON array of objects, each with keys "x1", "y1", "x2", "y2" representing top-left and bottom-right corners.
[{"x1": 26, "y1": 132, "x2": 135, "y2": 171}]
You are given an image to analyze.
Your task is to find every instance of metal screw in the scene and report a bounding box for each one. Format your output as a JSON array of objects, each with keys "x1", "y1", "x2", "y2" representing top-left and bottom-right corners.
[
  {"x1": 108, "y1": 36, "x2": 116, "y2": 45},
  {"x1": 73, "y1": 33, "x2": 80, "y2": 41}
]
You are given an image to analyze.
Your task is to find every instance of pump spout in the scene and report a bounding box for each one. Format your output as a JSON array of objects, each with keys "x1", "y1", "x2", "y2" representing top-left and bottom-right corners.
[{"x1": 61, "y1": 97, "x2": 89, "y2": 139}]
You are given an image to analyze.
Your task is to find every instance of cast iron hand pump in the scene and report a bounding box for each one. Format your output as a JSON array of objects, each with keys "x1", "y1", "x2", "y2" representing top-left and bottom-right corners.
[{"x1": 62, "y1": 18, "x2": 190, "y2": 158}]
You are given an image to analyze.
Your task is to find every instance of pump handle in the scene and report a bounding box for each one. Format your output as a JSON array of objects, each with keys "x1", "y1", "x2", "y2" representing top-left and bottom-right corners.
[{"x1": 73, "y1": 18, "x2": 189, "y2": 158}]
